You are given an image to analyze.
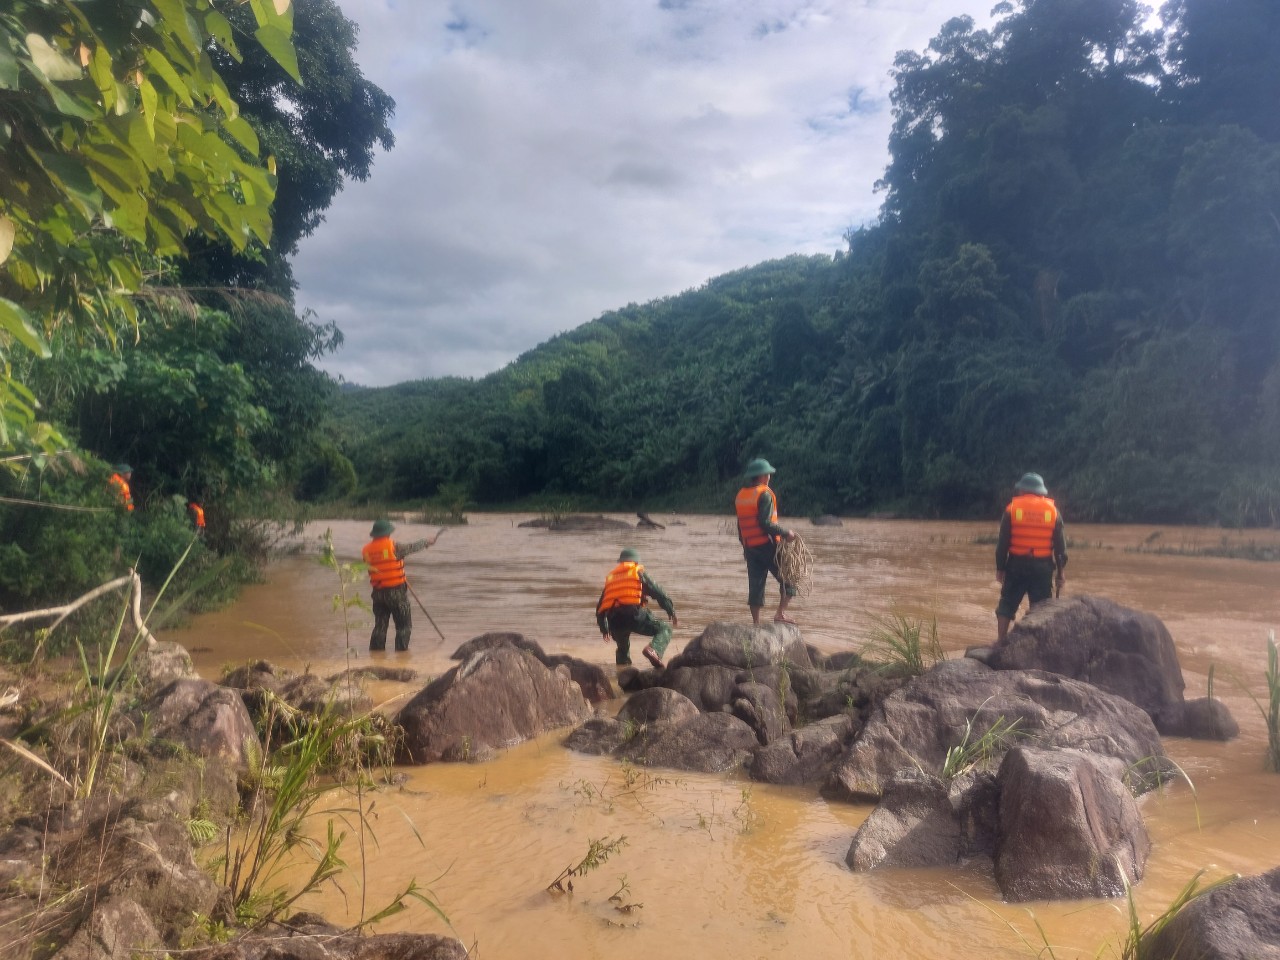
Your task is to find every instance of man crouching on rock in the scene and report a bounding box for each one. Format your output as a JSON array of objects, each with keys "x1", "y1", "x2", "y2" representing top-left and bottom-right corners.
[
  {"x1": 596, "y1": 548, "x2": 678, "y2": 673},
  {"x1": 363, "y1": 518, "x2": 438, "y2": 652}
]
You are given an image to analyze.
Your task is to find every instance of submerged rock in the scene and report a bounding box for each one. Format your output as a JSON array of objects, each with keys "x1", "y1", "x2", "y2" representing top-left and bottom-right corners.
[
  {"x1": 450, "y1": 632, "x2": 614, "y2": 703},
  {"x1": 517, "y1": 514, "x2": 632, "y2": 530},
  {"x1": 825, "y1": 658, "x2": 1168, "y2": 803},
  {"x1": 995, "y1": 746, "x2": 1150, "y2": 902},
  {"x1": 397, "y1": 645, "x2": 592, "y2": 763},
  {"x1": 988, "y1": 595, "x2": 1236, "y2": 739},
  {"x1": 1138, "y1": 867, "x2": 1280, "y2": 960}
]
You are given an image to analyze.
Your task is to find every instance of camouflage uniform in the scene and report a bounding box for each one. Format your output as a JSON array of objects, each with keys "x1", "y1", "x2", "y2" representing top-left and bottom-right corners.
[
  {"x1": 595, "y1": 572, "x2": 676, "y2": 666},
  {"x1": 369, "y1": 538, "x2": 428, "y2": 652}
]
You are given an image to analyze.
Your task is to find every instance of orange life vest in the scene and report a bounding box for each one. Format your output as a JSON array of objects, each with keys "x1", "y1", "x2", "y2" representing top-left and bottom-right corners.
[
  {"x1": 362, "y1": 536, "x2": 406, "y2": 588},
  {"x1": 109, "y1": 474, "x2": 134, "y2": 512},
  {"x1": 736, "y1": 483, "x2": 777, "y2": 548},
  {"x1": 597, "y1": 561, "x2": 645, "y2": 614},
  {"x1": 1007, "y1": 494, "x2": 1058, "y2": 558}
]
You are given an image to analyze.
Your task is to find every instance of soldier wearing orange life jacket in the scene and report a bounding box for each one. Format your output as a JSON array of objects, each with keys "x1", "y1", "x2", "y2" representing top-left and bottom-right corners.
[
  {"x1": 735, "y1": 458, "x2": 798, "y2": 626},
  {"x1": 596, "y1": 548, "x2": 678, "y2": 672},
  {"x1": 108, "y1": 464, "x2": 134, "y2": 513},
  {"x1": 362, "y1": 518, "x2": 438, "y2": 652},
  {"x1": 995, "y1": 472, "x2": 1068, "y2": 642}
]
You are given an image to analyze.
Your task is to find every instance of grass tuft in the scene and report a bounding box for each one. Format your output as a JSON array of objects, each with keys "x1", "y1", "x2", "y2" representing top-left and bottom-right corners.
[{"x1": 862, "y1": 612, "x2": 944, "y2": 677}]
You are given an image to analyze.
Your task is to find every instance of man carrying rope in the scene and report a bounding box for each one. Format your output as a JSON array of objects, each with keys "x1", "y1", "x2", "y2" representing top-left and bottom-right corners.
[
  {"x1": 362, "y1": 518, "x2": 439, "y2": 652},
  {"x1": 735, "y1": 458, "x2": 799, "y2": 625},
  {"x1": 596, "y1": 548, "x2": 678, "y2": 672}
]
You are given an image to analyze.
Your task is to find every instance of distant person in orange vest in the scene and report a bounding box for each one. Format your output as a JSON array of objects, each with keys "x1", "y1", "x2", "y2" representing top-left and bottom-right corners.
[
  {"x1": 735, "y1": 458, "x2": 798, "y2": 625},
  {"x1": 596, "y1": 548, "x2": 678, "y2": 672},
  {"x1": 187, "y1": 501, "x2": 206, "y2": 536},
  {"x1": 362, "y1": 518, "x2": 438, "y2": 652},
  {"x1": 108, "y1": 464, "x2": 134, "y2": 512},
  {"x1": 995, "y1": 472, "x2": 1067, "y2": 642}
]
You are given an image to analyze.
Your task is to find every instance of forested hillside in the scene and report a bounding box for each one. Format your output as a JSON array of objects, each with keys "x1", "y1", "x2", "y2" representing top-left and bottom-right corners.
[{"x1": 333, "y1": 0, "x2": 1280, "y2": 525}]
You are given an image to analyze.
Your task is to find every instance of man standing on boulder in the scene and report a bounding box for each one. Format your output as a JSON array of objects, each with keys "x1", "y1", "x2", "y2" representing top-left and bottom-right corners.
[
  {"x1": 362, "y1": 518, "x2": 439, "y2": 652},
  {"x1": 995, "y1": 472, "x2": 1067, "y2": 642},
  {"x1": 735, "y1": 458, "x2": 798, "y2": 625},
  {"x1": 596, "y1": 548, "x2": 678, "y2": 672}
]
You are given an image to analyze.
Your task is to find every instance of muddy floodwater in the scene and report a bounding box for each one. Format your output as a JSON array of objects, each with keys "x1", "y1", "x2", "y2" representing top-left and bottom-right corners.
[{"x1": 176, "y1": 514, "x2": 1280, "y2": 959}]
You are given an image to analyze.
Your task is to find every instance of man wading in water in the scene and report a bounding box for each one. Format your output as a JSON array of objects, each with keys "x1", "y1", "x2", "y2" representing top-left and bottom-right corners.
[
  {"x1": 995, "y1": 472, "x2": 1067, "y2": 642},
  {"x1": 362, "y1": 518, "x2": 439, "y2": 652},
  {"x1": 735, "y1": 458, "x2": 798, "y2": 625},
  {"x1": 596, "y1": 548, "x2": 678, "y2": 672}
]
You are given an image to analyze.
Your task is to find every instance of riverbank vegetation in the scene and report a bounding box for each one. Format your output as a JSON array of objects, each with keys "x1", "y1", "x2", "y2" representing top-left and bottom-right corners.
[
  {"x1": 0, "y1": 0, "x2": 393, "y2": 620},
  {"x1": 331, "y1": 0, "x2": 1280, "y2": 528}
]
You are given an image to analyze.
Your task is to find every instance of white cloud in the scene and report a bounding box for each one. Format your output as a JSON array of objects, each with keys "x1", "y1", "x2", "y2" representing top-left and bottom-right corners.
[{"x1": 294, "y1": 0, "x2": 983, "y2": 386}]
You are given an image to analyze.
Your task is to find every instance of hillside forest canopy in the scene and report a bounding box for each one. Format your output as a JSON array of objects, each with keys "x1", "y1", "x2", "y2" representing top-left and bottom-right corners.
[
  {"x1": 3, "y1": 0, "x2": 1280, "y2": 620},
  {"x1": 331, "y1": 0, "x2": 1280, "y2": 527}
]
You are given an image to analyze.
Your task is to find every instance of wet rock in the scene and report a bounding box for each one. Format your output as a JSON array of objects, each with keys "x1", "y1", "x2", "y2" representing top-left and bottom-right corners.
[
  {"x1": 449, "y1": 632, "x2": 545, "y2": 661},
  {"x1": 731, "y1": 681, "x2": 791, "y2": 744},
  {"x1": 326, "y1": 666, "x2": 420, "y2": 684},
  {"x1": 825, "y1": 658, "x2": 1168, "y2": 803},
  {"x1": 810, "y1": 515, "x2": 844, "y2": 526},
  {"x1": 749, "y1": 714, "x2": 855, "y2": 785},
  {"x1": 619, "y1": 711, "x2": 758, "y2": 773},
  {"x1": 138, "y1": 678, "x2": 259, "y2": 769},
  {"x1": 660, "y1": 664, "x2": 741, "y2": 712},
  {"x1": 563, "y1": 717, "x2": 629, "y2": 755},
  {"x1": 846, "y1": 774, "x2": 961, "y2": 871},
  {"x1": 450, "y1": 634, "x2": 614, "y2": 703},
  {"x1": 988, "y1": 595, "x2": 1234, "y2": 738},
  {"x1": 616, "y1": 687, "x2": 701, "y2": 727},
  {"x1": 544, "y1": 655, "x2": 614, "y2": 704},
  {"x1": 636, "y1": 511, "x2": 665, "y2": 529},
  {"x1": 1138, "y1": 867, "x2": 1280, "y2": 960},
  {"x1": 735, "y1": 663, "x2": 806, "y2": 719},
  {"x1": 995, "y1": 746, "x2": 1149, "y2": 902},
  {"x1": 396, "y1": 645, "x2": 592, "y2": 763},
  {"x1": 1158, "y1": 696, "x2": 1240, "y2": 741},
  {"x1": 185, "y1": 910, "x2": 468, "y2": 959},
  {"x1": 53, "y1": 896, "x2": 164, "y2": 960},
  {"x1": 674, "y1": 621, "x2": 814, "y2": 671}
]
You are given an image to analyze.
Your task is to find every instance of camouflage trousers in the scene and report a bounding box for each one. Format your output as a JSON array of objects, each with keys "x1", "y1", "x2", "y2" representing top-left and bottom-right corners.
[
  {"x1": 605, "y1": 606, "x2": 671, "y2": 666},
  {"x1": 370, "y1": 584, "x2": 412, "y2": 652}
]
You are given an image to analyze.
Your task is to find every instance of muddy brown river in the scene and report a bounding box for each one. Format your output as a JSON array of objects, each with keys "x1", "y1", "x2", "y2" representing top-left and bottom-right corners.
[{"x1": 176, "y1": 515, "x2": 1280, "y2": 959}]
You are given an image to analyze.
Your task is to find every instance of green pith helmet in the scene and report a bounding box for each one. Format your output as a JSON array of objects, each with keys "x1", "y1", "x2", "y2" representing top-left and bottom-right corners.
[
  {"x1": 1014, "y1": 472, "x2": 1048, "y2": 496},
  {"x1": 744, "y1": 457, "x2": 776, "y2": 479},
  {"x1": 618, "y1": 548, "x2": 641, "y2": 563},
  {"x1": 113, "y1": 463, "x2": 132, "y2": 475},
  {"x1": 370, "y1": 518, "x2": 395, "y2": 538}
]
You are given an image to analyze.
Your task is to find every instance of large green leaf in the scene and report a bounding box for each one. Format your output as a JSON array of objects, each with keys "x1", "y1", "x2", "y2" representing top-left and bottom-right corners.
[
  {"x1": 0, "y1": 297, "x2": 50, "y2": 358},
  {"x1": 254, "y1": 25, "x2": 301, "y2": 84}
]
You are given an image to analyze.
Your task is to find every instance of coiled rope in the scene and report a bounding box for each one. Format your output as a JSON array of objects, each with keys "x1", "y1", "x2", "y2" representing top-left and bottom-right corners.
[{"x1": 775, "y1": 535, "x2": 814, "y2": 598}]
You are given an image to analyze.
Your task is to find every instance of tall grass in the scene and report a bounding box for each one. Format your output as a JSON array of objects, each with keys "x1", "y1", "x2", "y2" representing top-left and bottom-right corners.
[
  {"x1": 222, "y1": 696, "x2": 441, "y2": 927},
  {"x1": 1244, "y1": 630, "x2": 1280, "y2": 772},
  {"x1": 73, "y1": 540, "x2": 195, "y2": 796},
  {"x1": 941, "y1": 709, "x2": 1024, "y2": 781},
  {"x1": 1118, "y1": 865, "x2": 1238, "y2": 959},
  {"x1": 863, "y1": 612, "x2": 944, "y2": 677}
]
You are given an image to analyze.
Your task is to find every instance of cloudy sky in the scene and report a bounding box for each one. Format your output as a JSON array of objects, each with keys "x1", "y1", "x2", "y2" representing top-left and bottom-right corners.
[{"x1": 293, "y1": 0, "x2": 983, "y2": 387}]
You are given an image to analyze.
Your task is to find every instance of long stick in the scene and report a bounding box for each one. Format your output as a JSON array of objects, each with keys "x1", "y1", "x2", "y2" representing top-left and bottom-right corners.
[{"x1": 405, "y1": 581, "x2": 446, "y2": 642}]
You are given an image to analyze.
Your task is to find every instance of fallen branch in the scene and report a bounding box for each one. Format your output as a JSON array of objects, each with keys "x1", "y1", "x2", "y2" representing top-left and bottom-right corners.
[{"x1": 0, "y1": 572, "x2": 156, "y2": 647}]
